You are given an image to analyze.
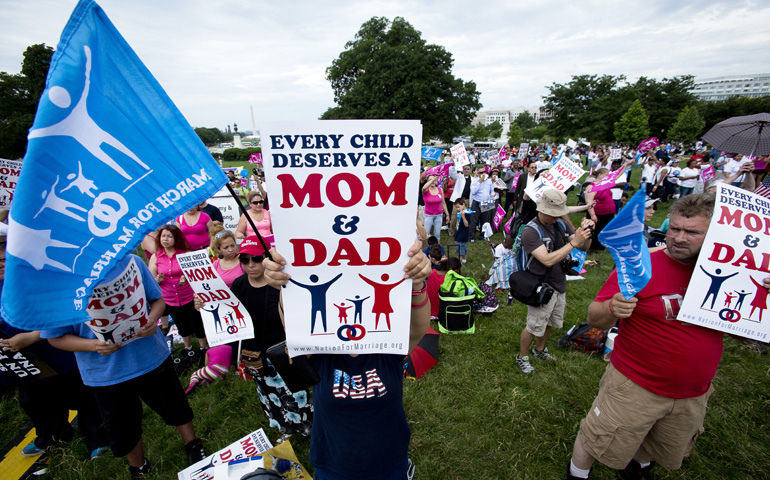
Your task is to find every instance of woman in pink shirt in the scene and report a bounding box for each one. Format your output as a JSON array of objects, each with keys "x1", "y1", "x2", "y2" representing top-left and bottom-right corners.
[
  {"x1": 210, "y1": 228, "x2": 245, "y2": 288},
  {"x1": 422, "y1": 174, "x2": 449, "y2": 240},
  {"x1": 176, "y1": 206, "x2": 213, "y2": 251},
  {"x1": 236, "y1": 192, "x2": 272, "y2": 240},
  {"x1": 149, "y1": 225, "x2": 208, "y2": 350}
]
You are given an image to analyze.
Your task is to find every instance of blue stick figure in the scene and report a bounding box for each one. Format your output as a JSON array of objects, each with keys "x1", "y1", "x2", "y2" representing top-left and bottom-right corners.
[
  {"x1": 290, "y1": 273, "x2": 343, "y2": 334},
  {"x1": 699, "y1": 267, "x2": 738, "y2": 310},
  {"x1": 345, "y1": 295, "x2": 371, "y2": 324}
]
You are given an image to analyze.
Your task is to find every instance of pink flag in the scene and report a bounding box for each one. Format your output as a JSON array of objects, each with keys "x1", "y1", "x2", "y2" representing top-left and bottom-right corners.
[
  {"x1": 637, "y1": 137, "x2": 659, "y2": 153},
  {"x1": 248, "y1": 153, "x2": 263, "y2": 165},
  {"x1": 588, "y1": 169, "x2": 622, "y2": 193},
  {"x1": 425, "y1": 162, "x2": 451, "y2": 178},
  {"x1": 503, "y1": 212, "x2": 515, "y2": 235},
  {"x1": 498, "y1": 145, "x2": 507, "y2": 164},
  {"x1": 493, "y1": 205, "x2": 506, "y2": 230},
  {"x1": 510, "y1": 172, "x2": 521, "y2": 191},
  {"x1": 701, "y1": 164, "x2": 716, "y2": 183}
]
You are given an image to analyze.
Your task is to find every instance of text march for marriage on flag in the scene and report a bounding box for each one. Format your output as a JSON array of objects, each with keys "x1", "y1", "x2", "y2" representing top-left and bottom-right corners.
[
  {"x1": 261, "y1": 120, "x2": 421, "y2": 357},
  {"x1": 598, "y1": 189, "x2": 652, "y2": 299},
  {"x1": 1, "y1": 0, "x2": 226, "y2": 330},
  {"x1": 677, "y1": 184, "x2": 770, "y2": 341}
]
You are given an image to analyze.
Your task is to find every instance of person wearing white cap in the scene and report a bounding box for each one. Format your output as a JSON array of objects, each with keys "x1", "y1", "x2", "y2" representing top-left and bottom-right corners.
[{"x1": 514, "y1": 190, "x2": 594, "y2": 375}]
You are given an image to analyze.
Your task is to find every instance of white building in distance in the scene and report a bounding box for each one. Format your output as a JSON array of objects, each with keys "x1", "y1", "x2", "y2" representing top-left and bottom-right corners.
[
  {"x1": 472, "y1": 106, "x2": 552, "y2": 144},
  {"x1": 691, "y1": 74, "x2": 770, "y2": 101}
]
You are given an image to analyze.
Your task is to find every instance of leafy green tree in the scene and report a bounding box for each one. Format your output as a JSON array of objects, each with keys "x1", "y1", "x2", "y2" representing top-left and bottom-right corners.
[
  {"x1": 696, "y1": 96, "x2": 770, "y2": 131},
  {"x1": 321, "y1": 16, "x2": 481, "y2": 143},
  {"x1": 514, "y1": 110, "x2": 536, "y2": 129},
  {"x1": 469, "y1": 123, "x2": 488, "y2": 142},
  {"x1": 194, "y1": 127, "x2": 226, "y2": 146},
  {"x1": 543, "y1": 74, "x2": 623, "y2": 141},
  {"x1": 0, "y1": 44, "x2": 54, "y2": 159},
  {"x1": 486, "y1": 120, "x2": 503, "y2": 139},
  {"x1": 628, "y1": 76, "x2": 696, "y2": 138},
  {"x1": 668, "y1": 106, "x2": 705, "y2": 143},
  {"x1": 543, "y1": 74, "x2": 696, "y2": 142},
  {"x1": 507, "y1": 123, "x2": 522, "y2": 148},
  {"x1": 614, "y1": 99, "x2": 650, "y2": 144}
]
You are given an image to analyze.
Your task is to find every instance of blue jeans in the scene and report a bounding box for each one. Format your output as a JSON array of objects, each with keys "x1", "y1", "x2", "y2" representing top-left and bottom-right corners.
[
  {"x1": 679, "y1": 186, "x2": 694, "y2": 197},
  {"x1": 423, "y1": 214, "x2": 443, "y2": 240}
]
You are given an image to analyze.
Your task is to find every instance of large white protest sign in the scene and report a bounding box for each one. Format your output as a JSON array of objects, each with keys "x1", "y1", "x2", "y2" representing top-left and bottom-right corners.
[
  {"x1": 177, "y1": 428, "x2": 272, "y2": 480},
  {"x1": 0, "y1": 158, "x2": 21, "y2": 210},
  {"x1": 85, "y1": 257, "x2": 148, "y2": 345},
  {"x1": 262, "y1": 120, "x2": 421, "y2": 357},
  {"x1": 207, "y1": 185, "x2": 242, "y2": 233},
  {"x1": 177, "y1": 251, "x2": 254, "y2": 347},
  {"x1": 524, "y1": 156, "x2": 585, "y2": 202},
  {"x1": 609, "y1": 148, "x2": 622, "y2": 160},
  {"x1": 450, "y1": 142, "x2": 470, "y2": 169},
  {"x1": 677, "y1": 184, "x2": 770, "y2": 341},
  {"x1": 517, "y1": 143, "x2": 529, "y2": 160}
]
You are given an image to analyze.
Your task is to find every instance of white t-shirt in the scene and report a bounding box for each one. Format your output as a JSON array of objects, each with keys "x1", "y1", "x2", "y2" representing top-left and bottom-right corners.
[
  {"x1": 641, "y1": 163, "x2": 657, "y2": 184},
  {"x1": 724, "y1": 157, "x2": 750, "y2": 183},
  {"x1": 679, "y1": 167, "x2": 700, "y2": 188}
]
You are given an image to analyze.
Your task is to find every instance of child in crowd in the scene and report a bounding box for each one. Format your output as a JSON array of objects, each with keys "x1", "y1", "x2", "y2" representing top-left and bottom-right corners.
[
  {"x1": 487, "y1": 235, "x2": 515, "y2": 292},
  {"x1": 422, "y1": 235, "x2": 445, "y2": 260},
  {"x1": 41, "y1": 254, "x2": 205, "y2": 479},
  {"x1": 454, "y1": 198, "x2": 470, "y2": 264}
]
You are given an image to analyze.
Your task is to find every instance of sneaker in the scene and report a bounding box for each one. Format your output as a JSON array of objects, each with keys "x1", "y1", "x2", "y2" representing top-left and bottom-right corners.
[
  {"x1": 617, "y1": 460, "x2": 656, "y2": 480},
  {"x1": 531, "y1": 347, "x2": 557, "y2": 361},
  {"x1": 516, "y1": 355, "x2": 535, "y2": 374},
  {"x1": 21, "y1": 441, "x2": 44, "y2": 457},
  {"x1": 128, "y1": 460, "x2": 151, "y2": 479},
  {"x1": 90, "y1": 446, "x2": 110, "y2": 460},
  {"x1": 407, "y1": 458, "x2": 415, "y2": 480},
  {"x1": 185, "y1": 438, "x2": 206, "y2": 465}
]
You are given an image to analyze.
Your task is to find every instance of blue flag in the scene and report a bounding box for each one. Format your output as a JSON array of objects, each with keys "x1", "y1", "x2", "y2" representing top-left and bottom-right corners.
[
  {"x1": 2, "y1": 0, "x2": 226, "y2": 329},
  {"x1": 597, "y1": 189, "x2": 652, "y2": 299},
  {"x1": 420, "y1": 146, "x2": 443, "y2": 161}
]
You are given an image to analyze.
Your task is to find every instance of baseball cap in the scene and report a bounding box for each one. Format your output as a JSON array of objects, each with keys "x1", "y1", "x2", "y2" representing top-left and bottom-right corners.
[
  {"x1": 645, "y1": 198, "x2": 659, "y2": 209},
  {"x1": 537, "y1": 190, "x2": 569, "y2": 217},
  {"x1": 239, "y1": 236, "x2": 266, "y2": 256}
]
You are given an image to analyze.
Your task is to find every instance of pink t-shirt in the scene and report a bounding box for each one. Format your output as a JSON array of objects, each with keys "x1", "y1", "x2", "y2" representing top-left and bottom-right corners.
[
  {"x1": 596, "y1": 250, "x2": 723, "y2": 399},
  {"x1": 178, "y1": 212, "x2": 211, "y2": 251},
  {"x1": 589, "y1": 184, "x2": 615, "y2": 215},
  {"x1": 155, "y1": 249, "x2": 195, "y2": 307},
  {"x1": 423, "y1": 188, "x2": 445, "y2": 216},
  {"x1": 244, "y1": 210, "x2": 272, "y2": 238},
  {"x1": 213, "y1": 258, "x2": 245, "y2": 288}
]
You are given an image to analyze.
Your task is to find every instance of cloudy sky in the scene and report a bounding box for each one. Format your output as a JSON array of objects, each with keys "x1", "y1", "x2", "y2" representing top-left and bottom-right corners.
[{"x1": 2, "y1": 0, "x2": 769, "y2": 133}]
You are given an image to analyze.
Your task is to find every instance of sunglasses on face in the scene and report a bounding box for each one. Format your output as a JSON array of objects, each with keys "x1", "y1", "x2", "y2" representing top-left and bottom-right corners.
[
  {"x1": 250, "y1": 200, "x2": 264, "y2": 205},
  {"x1": 239, "y1": 255, "x2": 264, "y2": 265}
]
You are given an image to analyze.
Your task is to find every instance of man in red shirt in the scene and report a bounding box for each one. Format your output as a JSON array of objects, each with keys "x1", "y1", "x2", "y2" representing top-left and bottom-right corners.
[{"x1": 566, "y1": 193, "x2": 770, "y2": 480}]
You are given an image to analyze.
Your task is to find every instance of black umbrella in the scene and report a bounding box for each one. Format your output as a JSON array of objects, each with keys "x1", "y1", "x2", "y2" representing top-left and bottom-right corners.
[{"x1": 701, "y1": 112, "x2": 770, "y2": 157}]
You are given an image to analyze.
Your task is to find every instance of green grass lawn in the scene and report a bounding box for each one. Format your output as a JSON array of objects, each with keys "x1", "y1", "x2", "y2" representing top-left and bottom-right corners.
[{"x1": 2, "y1": 182, "x2": 770, "y2": 479}]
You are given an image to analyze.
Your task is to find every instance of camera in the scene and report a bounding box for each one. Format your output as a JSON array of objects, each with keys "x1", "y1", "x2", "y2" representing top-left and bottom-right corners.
[
  {"x1": 561, "y1": 256, "x2": 581, "y2": 275},
  {"x1": 535, "y1": 284, "x2": 555, "y2": 306}
]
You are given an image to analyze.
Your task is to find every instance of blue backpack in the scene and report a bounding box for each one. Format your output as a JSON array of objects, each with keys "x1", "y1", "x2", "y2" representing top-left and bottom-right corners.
[{"x1": 511, "y1": 218, "x2": 569, "y2": 272}]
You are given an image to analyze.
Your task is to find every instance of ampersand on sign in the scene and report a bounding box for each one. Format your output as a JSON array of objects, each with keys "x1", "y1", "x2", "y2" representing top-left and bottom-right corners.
[
  {"x1": 744, "y1": 235, "x2": 760, "y2": 248},
  {"x1": 332, "y1": 215, "x2": 360, "y2": 235}
]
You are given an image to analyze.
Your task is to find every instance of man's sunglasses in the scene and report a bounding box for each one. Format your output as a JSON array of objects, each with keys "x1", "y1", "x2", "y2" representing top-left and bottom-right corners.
[{"x1": 250, "y1": 200, "x2": 264, "y2": 205}]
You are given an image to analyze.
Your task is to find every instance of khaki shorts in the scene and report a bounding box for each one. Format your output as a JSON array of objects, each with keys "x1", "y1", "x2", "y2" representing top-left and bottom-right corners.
[
  {"x1": 577, "y1": 363, "x2": 713, "y2": 470},
  {"x1": 525, "y1": 290, "x2": 566, "y2": 337}
]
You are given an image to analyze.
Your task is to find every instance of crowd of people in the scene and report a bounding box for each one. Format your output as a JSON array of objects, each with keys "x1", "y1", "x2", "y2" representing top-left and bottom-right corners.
[{"x1": 1, "y1": 141, "x2": 770, "y2": 480}]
